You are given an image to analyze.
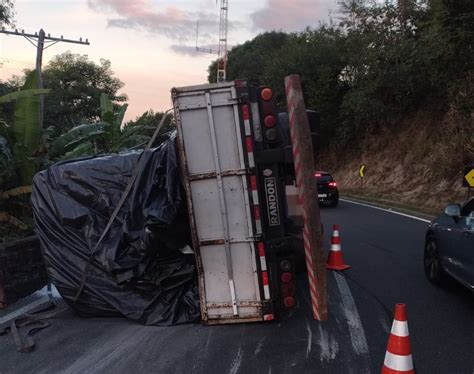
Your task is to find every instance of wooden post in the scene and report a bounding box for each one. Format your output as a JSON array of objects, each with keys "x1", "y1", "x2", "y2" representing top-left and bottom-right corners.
[
  {"x1": 285, "y1": 74, "x2": 327, "y2": 321},
  {"x1": 36, "y1": 29, "x2": 45, "y2": 129}
]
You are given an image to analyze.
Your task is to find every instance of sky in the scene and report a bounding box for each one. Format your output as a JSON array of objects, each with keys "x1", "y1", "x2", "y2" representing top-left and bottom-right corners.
[{"x1": 0, "y1": 0, "x2": 337, "y2": 121}]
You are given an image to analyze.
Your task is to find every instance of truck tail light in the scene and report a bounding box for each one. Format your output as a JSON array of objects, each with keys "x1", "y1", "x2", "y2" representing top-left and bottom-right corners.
[
  {"x1": 265, "y1": 128, "x2": 277, "y2": 141},
  {"x1": 260, "y1": 87, "x2": 273, "y2": 101},
  {"x1": 264, "y1": 115, "x2": 276, "y2": 128},
  {"x1": 284, "y1": 296, "x2": 296, "y2": 308},
  {"x1": 281, "y1": 272, "x2": 292, "y2": 283},
  {"x1": 278, "y1": 257, "x2": 296, "y2": 309},
  {"x1": 280, "y1": 260, "x2": 291, "y2": 271}
]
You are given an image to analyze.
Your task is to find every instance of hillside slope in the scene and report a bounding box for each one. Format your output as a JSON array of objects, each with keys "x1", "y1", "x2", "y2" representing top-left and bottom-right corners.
[{"x1": 320, "y1": 112, "x2": 473, "y2": 215}]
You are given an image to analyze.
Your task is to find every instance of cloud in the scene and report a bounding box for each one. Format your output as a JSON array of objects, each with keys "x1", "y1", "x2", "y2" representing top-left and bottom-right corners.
[
  {"x1": 88, "y1": 0, "x2": 220, "y2": 42},
  {"x1": 250, "y1": 0, "x2": 331, "y2": 32}
]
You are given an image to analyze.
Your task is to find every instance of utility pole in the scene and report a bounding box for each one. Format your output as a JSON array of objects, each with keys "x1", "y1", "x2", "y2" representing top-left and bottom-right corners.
[
  {"x1": 36, "y1": 29, "x2": 45, "y2": 125},
  {"x1": 0, "y1": 27, "x2": 90, "y2": 128}
]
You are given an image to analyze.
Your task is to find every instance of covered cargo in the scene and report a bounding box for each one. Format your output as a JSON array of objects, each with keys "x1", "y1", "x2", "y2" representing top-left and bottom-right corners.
[{"x1": 31, "y1": 135, "x2": 200, "y2": 326}]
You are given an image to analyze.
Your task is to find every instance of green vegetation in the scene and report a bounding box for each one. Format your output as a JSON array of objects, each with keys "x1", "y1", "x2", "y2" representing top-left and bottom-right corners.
[
  {"x1": 0, "y1": 70, "x2": 49, "y2": 239},
  {"x1": 43, "y1": 52, "x2": 126, "y2": 134},
  {"x1": 208, "y1": 0, "x2": 473, "y2": 211},
  {"x1": 0, "y1": 50, "x2": 171, "y2": 239},
  {"x1": 0, "y1": 71, "x2": 50, "y2": 186},
  {"x1": 0, "y1": 0, "x2": 14, "y2": 26},
  {"x1": 209, "y1": 0, "x2": 473, "y2": 162}
]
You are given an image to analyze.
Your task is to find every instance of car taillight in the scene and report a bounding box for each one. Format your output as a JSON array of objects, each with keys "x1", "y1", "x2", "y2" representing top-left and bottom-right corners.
[
  {"x1": 315, "y1": 173, "x2": 322, "y2": 177},
  {"x1": 329, "y1": 182, "x2": 337, "y2": 187}
]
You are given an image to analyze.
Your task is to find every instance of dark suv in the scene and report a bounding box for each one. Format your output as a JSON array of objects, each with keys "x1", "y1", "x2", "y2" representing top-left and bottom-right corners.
[{"x1": 315, "y1": 171, "x2": 339, "y2": 207}]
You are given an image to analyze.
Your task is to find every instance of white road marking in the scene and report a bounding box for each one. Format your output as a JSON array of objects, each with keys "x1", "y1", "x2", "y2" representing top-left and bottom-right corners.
[
  {"x1": 305, "y1": 320, "x2": 312, "y2": 359},
  {"x1": 340, "y1": 198, "x2": 431, "y2": 223},
  {"x1": 317, "y1": 323, "x2": 339, "y2": 362},
  {"x1": 229, "y1": 347, "x2": 243, "y2": 374},
  {"x1": 254, "y1": 337, "x2": 265, "y2": 356},
  {"x1": 333, "y1": 272, "x2": 370, "y2": 366},
  {"x1": 205, "y1": 328, "x2": 213, "y2": 355}
]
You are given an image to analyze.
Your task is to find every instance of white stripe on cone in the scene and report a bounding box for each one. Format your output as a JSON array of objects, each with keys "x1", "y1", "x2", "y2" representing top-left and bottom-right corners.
[
  {"x1": 384, "y1": 351, "x2": 414, "y2": 371},
  {"x1": 391, "y1": 320, "x2": 409, "y2": 337},
  {"x1": 330, "y1": 243, "x2": 342, "y2": 252}
]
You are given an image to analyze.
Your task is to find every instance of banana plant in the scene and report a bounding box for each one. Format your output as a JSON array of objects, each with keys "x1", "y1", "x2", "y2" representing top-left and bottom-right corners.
[
  {"x1": 0, "y1": 70, "x2": 50, "y2": 230},
  {"x1": 50, "y1": 93, "x2": 150, "y2": 160},
  {"x1": 0, "y1": 71, "x2": 50, "y2": 185}
]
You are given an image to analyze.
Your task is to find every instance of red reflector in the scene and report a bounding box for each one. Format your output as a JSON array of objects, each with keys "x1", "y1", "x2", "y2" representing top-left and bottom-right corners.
[
  {"x1": 245, "y1": 137, "x2": 253, "y2": 152},
  {"x1": 257, "y1": 242, "x2": 265, "y2": 257},
  {"x1": 254, "y1": 206, "x2": 261, "y2": 220},
  {"x1": 283, "y1": 296, "x2": 296, "y2": 308},
  {"x1": 241, "y1": 105, "x2": 250, "y2": 121},
  {"x1": 281, "y1": 272, "x2": 292, "y2": 283},
  {"x1": 250, "y1": 175, "x2": 257, "y2": 190},
  {"x1": 264, "y1": 115, "x2": 276, "y2": 128},
  {"x1": 260, "y1": 87, "x2": 273, "y2": 101}
]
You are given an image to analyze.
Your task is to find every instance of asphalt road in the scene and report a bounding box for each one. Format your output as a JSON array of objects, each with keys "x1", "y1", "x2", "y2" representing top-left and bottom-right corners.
[{"x1": 1, "y1": 200, "x2": 472, "y2": 373}]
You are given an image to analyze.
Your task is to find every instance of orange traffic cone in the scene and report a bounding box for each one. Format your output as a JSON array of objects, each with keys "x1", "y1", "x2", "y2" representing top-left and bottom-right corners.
[
  {"x1": 326, "y1": 224, "x2": 350, "y2": 270},
  {"x1": 382, "y1": 303, "x2": 415, "y2": 374}
]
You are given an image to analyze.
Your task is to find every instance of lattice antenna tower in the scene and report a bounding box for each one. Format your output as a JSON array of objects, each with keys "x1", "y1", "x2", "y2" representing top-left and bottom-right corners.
[{"x1": 195, "y1": 0, "x2": 229, "y2": 82}]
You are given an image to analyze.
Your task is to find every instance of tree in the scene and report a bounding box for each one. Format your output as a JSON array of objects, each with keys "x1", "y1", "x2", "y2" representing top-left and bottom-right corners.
[
  {"x1": 42, "y1": 52, "x2": 126, "y2": 133},
  {"x1": 0, "y1": 0, "x2": 14, "y2": 26}
]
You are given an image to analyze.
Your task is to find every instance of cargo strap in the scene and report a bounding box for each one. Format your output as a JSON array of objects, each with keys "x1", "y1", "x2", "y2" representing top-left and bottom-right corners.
[{"x1": 73, "y1": 109, "x2": 173, "y2": 303}]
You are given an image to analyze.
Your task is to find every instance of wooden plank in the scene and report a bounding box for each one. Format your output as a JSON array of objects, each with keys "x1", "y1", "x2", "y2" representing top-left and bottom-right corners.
[{"x1": 284, "y1": 74, "x2": 328, "y2": 321}]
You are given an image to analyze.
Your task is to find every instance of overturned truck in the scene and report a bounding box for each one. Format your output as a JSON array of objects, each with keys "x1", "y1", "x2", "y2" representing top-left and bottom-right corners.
[{"x1": 31, "y1": 80, "x2": 302, "y2": 325}]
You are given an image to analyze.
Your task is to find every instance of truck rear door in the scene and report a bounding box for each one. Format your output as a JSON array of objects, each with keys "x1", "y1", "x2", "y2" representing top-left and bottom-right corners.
[{"x1": 172, "y1": 82, "x2": 270, "y2": 324}]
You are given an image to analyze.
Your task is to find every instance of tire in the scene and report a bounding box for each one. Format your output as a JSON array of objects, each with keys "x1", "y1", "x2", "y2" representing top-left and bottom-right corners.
[
  {"x1": 424, "y1": 236, "x2": 445, "y2": 285},
  {"x1": 330, "y1": 199, "x2": 338, "y2": 208}
]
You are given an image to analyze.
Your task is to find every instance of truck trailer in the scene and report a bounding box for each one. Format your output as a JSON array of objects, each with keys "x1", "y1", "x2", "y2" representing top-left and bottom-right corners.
[{"x1": 172, "y1": 80, "x2": 299, "y2": 324}]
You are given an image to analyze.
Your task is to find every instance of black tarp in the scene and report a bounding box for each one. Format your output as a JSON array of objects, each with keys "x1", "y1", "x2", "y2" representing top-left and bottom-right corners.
[{"x1": 31, "y1": 135, "x2": 200, "y2": 325}]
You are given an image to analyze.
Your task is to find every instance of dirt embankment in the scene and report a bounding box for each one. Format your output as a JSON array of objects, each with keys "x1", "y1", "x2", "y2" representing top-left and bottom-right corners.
[{"x1": 319, "y1": 110, "x2": 473, "y2": 215}]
